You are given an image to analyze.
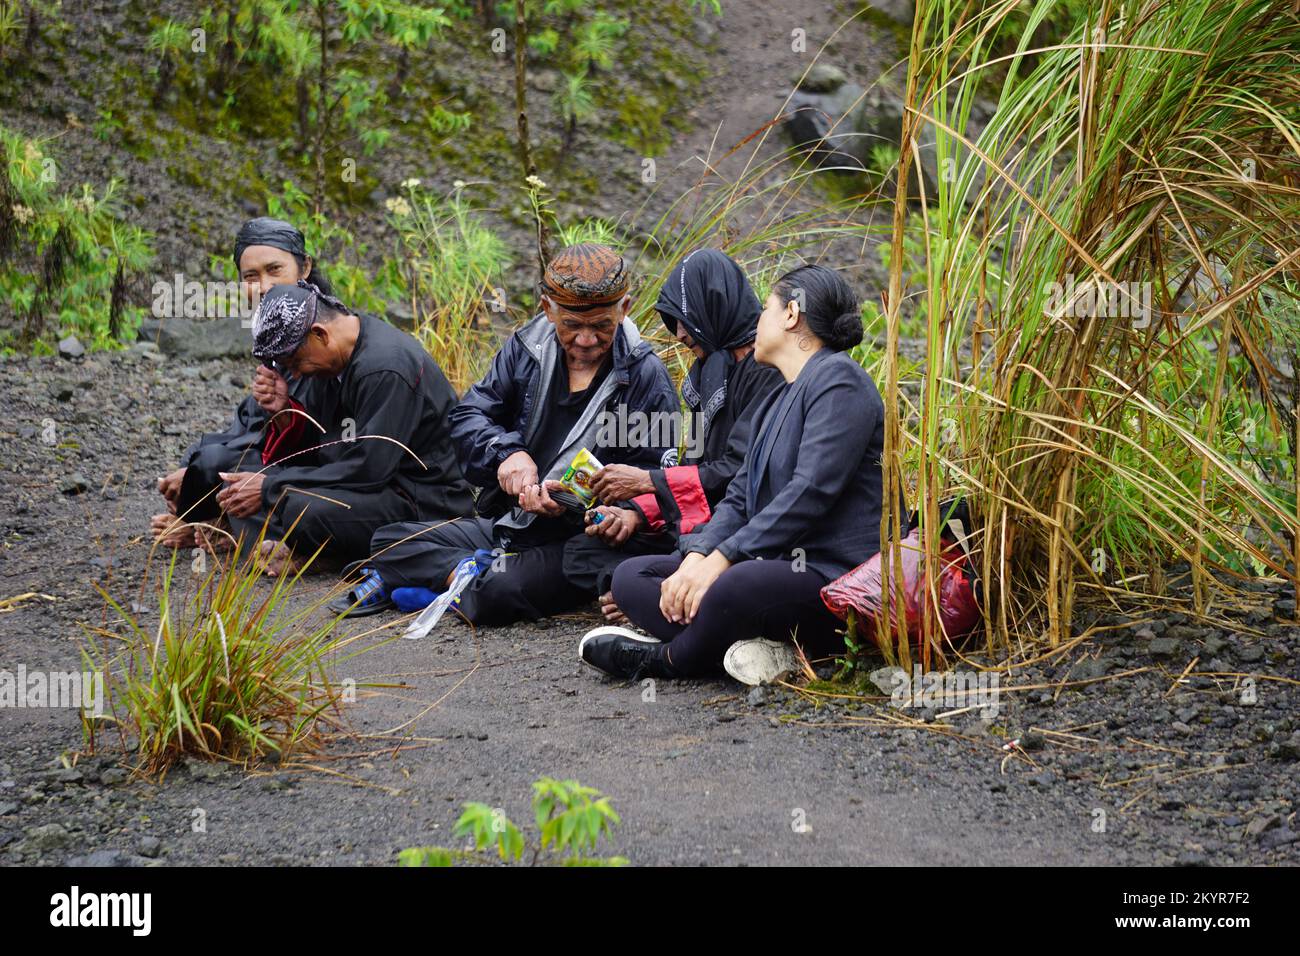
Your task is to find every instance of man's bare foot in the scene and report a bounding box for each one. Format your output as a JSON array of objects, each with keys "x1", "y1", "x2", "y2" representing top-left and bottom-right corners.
[
  {"x1": 598, "y1": 591, "x2": 628, "y2": 624},
  {"x1": 194, "y1": 523, "x2": 236, "y2": 555},
  {"x1": 150, "y1": 513, "x2": 196, "y2": 549},
  {"x1": 257, "y1": 540, "x2": 302, "y2": 578}
]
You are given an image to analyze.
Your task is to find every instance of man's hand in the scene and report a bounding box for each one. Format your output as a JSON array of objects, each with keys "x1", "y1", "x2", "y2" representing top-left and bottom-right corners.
[
  {"x1": 518, "y1": 479, "x2": 566, "y2": 517},
  {"x1": 216, "y1": 471, "x2": 266, "y2": 518},
  {"x1": 157, "y1": 467, "x2": 186, "y2": 513},
  {"x1": 584, "y1": 505, "x2": 639, "y2": 546},
  {"x1": 659, "y1": 550, "x2": 731, "y2": 625},
  {"x1": 591, "y1": 464, "x2": 654, "y2": 503},
  {"x1": 498, "y1": 450, "x2": 539, "y2": 497},
  {"x1": 251, "y1": 365, "x2": 290, "y2": 416}
]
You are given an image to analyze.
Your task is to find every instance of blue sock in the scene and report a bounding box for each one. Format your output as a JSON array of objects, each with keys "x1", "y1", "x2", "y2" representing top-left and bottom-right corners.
[{"x1": 391, "y1": 587, "x2": 439, "y2": 612}]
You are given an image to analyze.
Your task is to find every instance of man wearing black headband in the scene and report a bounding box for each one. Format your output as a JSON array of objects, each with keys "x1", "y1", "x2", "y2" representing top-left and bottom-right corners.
[
  {"x1": 209, "y1": 281, "x2": 474, "y2": 575},
  {"x1": 152, "y1": 218, "x2": 334, "y2": 550}
]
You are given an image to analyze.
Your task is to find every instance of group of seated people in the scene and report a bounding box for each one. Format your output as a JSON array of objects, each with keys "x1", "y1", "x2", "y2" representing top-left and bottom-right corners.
[{"x1": 152, "y1": 218, "x2": 889, "y2": 687}]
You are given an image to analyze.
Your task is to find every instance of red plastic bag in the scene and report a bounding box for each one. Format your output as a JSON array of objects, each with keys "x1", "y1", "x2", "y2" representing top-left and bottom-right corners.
[{"x1": 820, "y1": 528, "x2": 980, "y2": 644}]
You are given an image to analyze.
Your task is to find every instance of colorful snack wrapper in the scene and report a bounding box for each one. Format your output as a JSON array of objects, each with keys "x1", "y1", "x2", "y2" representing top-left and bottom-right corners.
[{"x1": 553, "y1": 448, "x2": 604, "y2": 511}]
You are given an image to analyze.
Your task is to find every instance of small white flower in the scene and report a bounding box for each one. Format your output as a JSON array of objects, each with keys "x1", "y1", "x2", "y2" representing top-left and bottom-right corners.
[
  {"x1": 384, "y1": 197, "x2": 412, "y2": 217},
  {"x1": 11, "y1": 204, "x2": 34, "y2": 225},
  {"x1": 400, "y1": 177, "x2": 421, "y2": 190},
  {"x1": 525, "y1": 174, "x2": 547, "y2": 190},
  {"x1": 453, "y1": 179, "x2": 466, "y2": 190}
]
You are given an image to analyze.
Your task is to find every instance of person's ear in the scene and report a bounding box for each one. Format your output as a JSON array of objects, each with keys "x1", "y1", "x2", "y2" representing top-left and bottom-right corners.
[
  {"x1": 784, "y1": 298, "x2": 801, "y2": 331},
  {"x1": 310, "y1": 324, "x2": 329, "y2": 347},
  {"x1": 541, "y1": 294, "x2": 558, "y2": 325},
  {"x1": 618, "y1": 294, "x2": 631, "y2": 320},
  {"x1": 302, "y1": 256, "x2": 313, "y2": 281}
]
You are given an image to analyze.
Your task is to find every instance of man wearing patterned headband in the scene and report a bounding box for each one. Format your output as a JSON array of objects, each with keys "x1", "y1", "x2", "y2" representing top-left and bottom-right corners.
[
  {"x1": 340, "y1": 244, "x2": 677, "y2": 623},
  {"x1": 210, "y1": 281, "x2": 474, "y2": 575}
]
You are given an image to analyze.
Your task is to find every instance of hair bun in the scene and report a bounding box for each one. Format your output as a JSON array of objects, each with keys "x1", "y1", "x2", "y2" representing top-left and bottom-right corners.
[{"x1": 830, "y1": 310, "x2": 864, "y2": 351}]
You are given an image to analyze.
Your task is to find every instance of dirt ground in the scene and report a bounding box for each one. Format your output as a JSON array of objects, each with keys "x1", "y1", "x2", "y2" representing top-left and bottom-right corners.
[{"x1": 2, "y1": 347, "x2": 1297, "y2": 867}]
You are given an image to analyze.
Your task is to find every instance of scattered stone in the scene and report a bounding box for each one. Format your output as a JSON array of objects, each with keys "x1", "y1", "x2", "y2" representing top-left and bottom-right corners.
[
  {"x1": 137, "y1": 835, "x2": 162, "y2": 858},
  {"x1": 1175, "y1": 851, "x2": 1209, "y2": 866},
  {"x1": 869, "y1": 666, "x2": 907, "y2": 696},
  {"x1": 0, "y1": 801, "x2": 17, "y2": 816},
  {"x1": 57, "y1": 335, "x2": 85, "y2": 359},
  {"x1": 1234, "y1": 644, "x2": 1265, "y2": 664},
  {"x1": 747, "y1": 687, "x2": 770, "y2": 707},
  {"x1": 1246, "y1": 814, "x2": 1281, "y2": 839},
  {"x1": 1171, "y1": 721, "x2": 1195, "y2": 736},
  {"x1": 68, "y1": 849, "x2": 135, "y2": 867},
  {"x1": 1148, "y1": 637, "x2": 1182, "y2": 658},
  {"x1": 1019, "y1": 730, "x2": 1046, "y2": 752},
  {"x1": 796, "y1": 63, "x2": 849, "y2": 93},
  {"x1": 99, "y1": 768, "x2": 129, "y2": 786},
  {"x1": 1027, "y1": 771, "x2": 1055, "y2": 787},
  {"x1": 1202, "y1": 634, "x2": 1228, "y2": 656},
  {"x1": 1261, "y1": 828, "x2": 1298, "y2": 850},
  {"x1": 24, "y1": 823, "x2": 73, "y2": 851},
  {"x1": 60, "y1": 474, "x2": 90, "y2": 496},
  {"x1": 48, "y1": 382, "x2": 75, "y2": 401}
]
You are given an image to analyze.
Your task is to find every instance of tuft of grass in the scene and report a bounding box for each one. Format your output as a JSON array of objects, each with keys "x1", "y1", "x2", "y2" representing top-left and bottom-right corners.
[{"x1": 81, "y1": 523, "x2": 367, "y2": 778}]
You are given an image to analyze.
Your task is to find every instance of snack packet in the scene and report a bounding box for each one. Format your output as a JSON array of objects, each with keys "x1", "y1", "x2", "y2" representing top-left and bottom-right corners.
[{"x1": 551, "y1": 447, "x2": 604, "y2": 512}]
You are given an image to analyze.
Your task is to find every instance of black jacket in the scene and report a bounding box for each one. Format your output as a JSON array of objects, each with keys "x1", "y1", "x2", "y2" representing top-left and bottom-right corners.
[
  {"x1": 260, "y1": 314, "x2": 474, "y2": 520},
  {"x1": 448, "y1": 312, "x2": 678, "y2": 523},
  {"x1": 681, "y1": 347, "x2": 887, "y2": 580}
]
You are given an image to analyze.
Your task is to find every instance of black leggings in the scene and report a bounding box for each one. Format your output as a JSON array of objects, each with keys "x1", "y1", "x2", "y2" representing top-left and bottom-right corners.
[{"x1": 610, "y1": 553, "x2": 846, "y2": 677}]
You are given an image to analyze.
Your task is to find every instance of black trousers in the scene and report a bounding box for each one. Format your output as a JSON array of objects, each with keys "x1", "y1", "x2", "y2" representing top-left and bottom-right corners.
[
  {"x1": 175, "y1": 443, "x2": 261, "y2": 523},
  {"x1": 369, "y1": 516, "x2": 590, "y2": 626},
  {"x1": 561, "y1": 530, "x2": 677, "y2": 596},
  {"x1": 610, "y1": 553, "x2": 845, "y2": 677},
  {"x1": 227, "y1": 470, "x2": 418, "y2": 567}
]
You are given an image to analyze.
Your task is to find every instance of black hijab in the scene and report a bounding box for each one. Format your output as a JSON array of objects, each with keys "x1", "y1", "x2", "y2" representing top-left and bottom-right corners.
[{"x1": 655, "y1": 249, "x2": 761, "y2": 443}]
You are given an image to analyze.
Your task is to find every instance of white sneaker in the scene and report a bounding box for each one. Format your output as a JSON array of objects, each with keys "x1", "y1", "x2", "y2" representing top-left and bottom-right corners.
[{"x1": 723, "y1": 638, "x2": 801, "y2": 686}]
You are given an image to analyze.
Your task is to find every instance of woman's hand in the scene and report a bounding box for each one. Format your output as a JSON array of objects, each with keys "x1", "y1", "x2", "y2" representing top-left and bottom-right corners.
[
  {"x1": 216, "y1": 471, "x2": 266, "y2": 518},
  {"x1": 659, "y1": 550, "x2": 731, "y2": 625},
  {"x1": 519, "y1": 479, "x2": 566, "y2": 517},
  {"x1": 591, "y1": 464, "x2": 654, "y2": 503},
  {"x1": 584, "y1": 506, "x2": 640, "y2": 546}
]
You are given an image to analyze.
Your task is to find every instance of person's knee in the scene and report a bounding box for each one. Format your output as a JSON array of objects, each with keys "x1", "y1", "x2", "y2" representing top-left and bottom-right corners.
[{"x1": 188, "y1": 444, "x2": 240, "y2": 489}]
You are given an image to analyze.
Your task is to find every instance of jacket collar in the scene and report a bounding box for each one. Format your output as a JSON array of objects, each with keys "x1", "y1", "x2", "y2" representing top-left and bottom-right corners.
[{"x1": 516, "y1": 311, "x2": 643, "y2": 385}]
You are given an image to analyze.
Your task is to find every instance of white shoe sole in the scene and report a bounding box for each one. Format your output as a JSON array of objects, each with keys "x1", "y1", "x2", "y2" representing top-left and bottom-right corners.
[
  {"x1": 723, "y1": 638, "x2": 801, "y2": 686},
  {"x1": 578, "y1": 625, "x2": 660, "y2": 662}
]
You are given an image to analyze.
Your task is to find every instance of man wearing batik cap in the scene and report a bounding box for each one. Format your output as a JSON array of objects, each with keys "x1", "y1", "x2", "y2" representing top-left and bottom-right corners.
[
  {"x1": 356, "y1": 243, "x2": 678, "y2": 623},
  {"x1": 214, "y1": 281, "x2": 474, "y2": 575}
]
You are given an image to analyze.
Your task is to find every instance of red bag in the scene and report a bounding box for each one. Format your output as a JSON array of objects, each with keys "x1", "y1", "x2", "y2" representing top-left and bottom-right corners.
[{"x1": 820, "y1": 527, "x2": 980, "y2": 644}]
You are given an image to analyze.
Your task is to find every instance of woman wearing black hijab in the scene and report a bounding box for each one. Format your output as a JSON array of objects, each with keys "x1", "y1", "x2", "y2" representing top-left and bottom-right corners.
[
  {"x1": 150, "y1": 218, "x2": 335, "y2": 549},
  {"x1": 562, "y1": 248, "x2": 785, "y2": 618},
  {"x1": 581, "y1": 264, "x2": 888, "y2": 687}
]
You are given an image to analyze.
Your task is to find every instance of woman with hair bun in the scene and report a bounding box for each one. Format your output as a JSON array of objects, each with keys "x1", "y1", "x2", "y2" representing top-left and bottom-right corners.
[{"x1": 580, "y1": 263, "x2": 890, "y2": 686}]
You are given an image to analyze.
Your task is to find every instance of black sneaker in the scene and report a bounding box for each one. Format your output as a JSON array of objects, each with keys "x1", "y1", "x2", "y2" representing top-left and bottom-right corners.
[{"x1": 578, "y1": 626, "x2": 676, "y2": 680}]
